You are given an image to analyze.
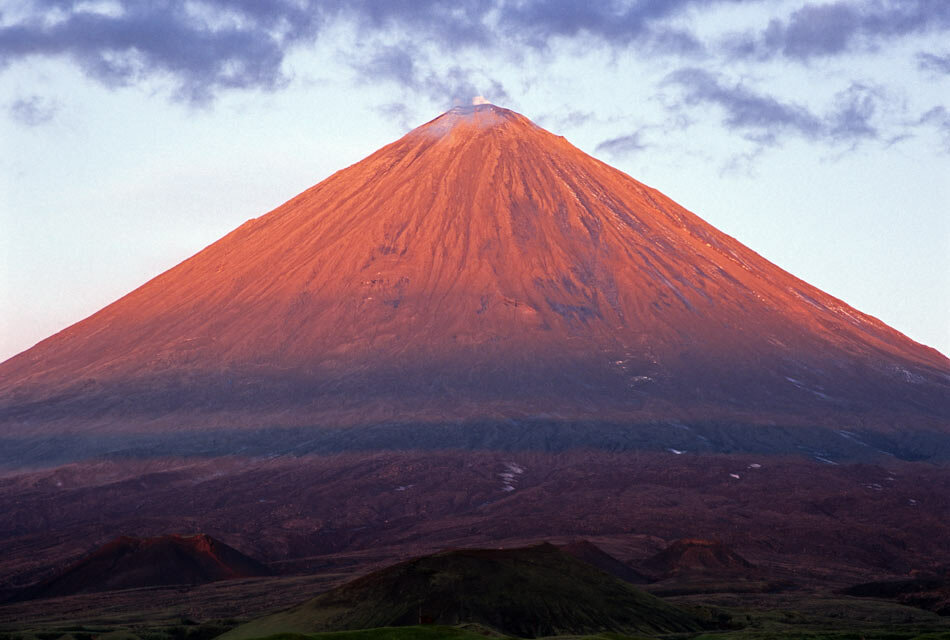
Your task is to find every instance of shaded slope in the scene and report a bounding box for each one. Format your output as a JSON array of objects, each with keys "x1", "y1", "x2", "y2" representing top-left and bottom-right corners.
[
  {"x1": 846, "y1": 571, "x2": 950, "y2": 616},
  {"x1": 1, "y1": 104, "x2": 947, "y2": 441},
  {"x1": 220, "y1": 544, "x2": 704, "y2": 639},
  {"x1": 19, "y1": 534, "x2": 270, "y2": 600},
  {"x1": 559, "y1": 540, "x2": 650, "y2": 584}
]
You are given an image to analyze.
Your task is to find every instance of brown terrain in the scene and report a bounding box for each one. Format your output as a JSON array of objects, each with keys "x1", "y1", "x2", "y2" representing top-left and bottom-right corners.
[
  {"x1": 641, "y1": 538, "x2": 754, "y2": 579},
  {"x1": 9, "y1": 534, "x2": 271, "y2": 601},
  {"x1": 0, "y1": 104, "x2": 947, "y2": 627},
  {"x1": 1, "y1": 452, "x2": 947, "y2": 597}
]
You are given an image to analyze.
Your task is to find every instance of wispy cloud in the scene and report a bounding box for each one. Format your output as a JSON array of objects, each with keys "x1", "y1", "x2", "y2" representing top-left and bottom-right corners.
[
  {"x1": 664, "y1": 68, "x2": 880, "y2": 147},
  {"x1": 918, "y1": 51, "x2": 950, "y2": 74},
  {"x1": 665, "y1": 68, "x2": 823, "y2": 144},
  {"x1": 596, "y1": 129, "x2": 651, "y2": 156},
  {"x1": 8, "y1": 94, "x2": 58, "y2": 126},
  {"x1": 350, "y1": 44, "x2": 509, "y2": 106},
  {"x1": 919, "y1": 106, "x2": 950, "y2": 153},
  {"x1": 356, "y1": 45, "x2": 418, "y2": 89},
  {"x1": 375, "y1": 101, "x2": 414, "y2": 130}
]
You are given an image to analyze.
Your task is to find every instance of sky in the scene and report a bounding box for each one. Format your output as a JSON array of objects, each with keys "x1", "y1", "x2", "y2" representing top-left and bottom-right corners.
[{"x1": 1, "y1": 0, "x2": 948, "y2": 361}]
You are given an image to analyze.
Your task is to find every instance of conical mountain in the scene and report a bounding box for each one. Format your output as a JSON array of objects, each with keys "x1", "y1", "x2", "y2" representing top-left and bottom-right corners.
[
  {"x1": 1, "y1": 104, "x2": 947, "y2": 450},
  {"x1": 640, "y1": 538, "x2": 754, "y2": 580},
  {"x1": 16, "y1": 534, "x2": 271, "y2": 601}
]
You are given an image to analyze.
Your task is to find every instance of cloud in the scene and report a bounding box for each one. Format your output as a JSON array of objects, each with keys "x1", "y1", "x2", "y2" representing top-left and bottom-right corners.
[
  {"x1": 764, "y1": 3, "x2": 861, "y2": 59},
  {"x1": 0, "y1": 2, "x2": 314, "y2": 103},
  {"x1": 8, "y1": 94, "x2": 58, "y2": 125},
  {"x1": 430, "y1": 69, "x2": 509, "y2": 108},
  {"x1": 919, "y1": 106, "x2": 950, "y2": 152},
  {"x1": 356, "y1": 45, "x2": 418, "y2": 88},
  {"x1": 494, "y1": 0, "x2": 712, "y2": 53},
  {"x1": 375, "y1": 101, "x2": 415, "y2": 130},
  {"x1": 333, "y1": 0, "x2": 494, "y2": 48},
  {"x1": 918, "y1": 52, "x2": 950, "y2": 74},
  {"x1": 664, "y1": 68, "x2": 880, "y2": 146},
  {"x1": 0, "y1": 0, "x2": 946, "y2": 157},
  {"x1": 827, "y1": 83, "x2": 880, "y2": 142},
  {"x1": 350, "y1": 44, "x2": 509, "y2": 107},
  {"x1": 725, "y1": 1, "x2": 950, "y2": 60},
  {"x1": 596, "y1": 130, "x2": 650, "y2": 156},
  {"x1": 665, "y1": 68, "x2": 823, "y2": 144},
  {"x1": 0, "y1": 0, "x2": 745, "y2": 106}
]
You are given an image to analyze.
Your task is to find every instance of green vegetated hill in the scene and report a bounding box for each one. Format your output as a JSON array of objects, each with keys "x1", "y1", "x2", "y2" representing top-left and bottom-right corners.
[
  {"x1": 219, "y1": 544, "x2": 704, "y2": 639},
  {"x1": 222, "y1": 627, "x2": 509, "y2": 640}
]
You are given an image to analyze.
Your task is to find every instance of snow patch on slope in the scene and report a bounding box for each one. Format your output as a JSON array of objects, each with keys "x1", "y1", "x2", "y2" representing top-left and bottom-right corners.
[{"x1": 499, "y1": 461, "x2": 525, "y2": 492}]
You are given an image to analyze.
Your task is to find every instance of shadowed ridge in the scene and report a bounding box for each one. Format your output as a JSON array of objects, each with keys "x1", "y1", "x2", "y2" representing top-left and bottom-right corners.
[
  {"x1": 559, "y1": 539, "x2": 651, "y2": 584},
  {"x1": 219, "y1": 543, "x2": 706, "y2": 639},
  {"x1": 845, "y1": 568, "x2": 950, "y2": 615},
  {"x1": 13, "y1": 533, "x2": 271, "y2": 601}
]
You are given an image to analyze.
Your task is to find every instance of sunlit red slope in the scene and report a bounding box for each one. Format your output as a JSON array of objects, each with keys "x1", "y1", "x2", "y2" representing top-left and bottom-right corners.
[{"x1": 1, "y1": 104, "x2": 947, "y2": 432}]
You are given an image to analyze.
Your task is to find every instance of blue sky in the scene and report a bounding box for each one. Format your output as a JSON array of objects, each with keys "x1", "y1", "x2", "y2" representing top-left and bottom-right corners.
[{"x1": 1, "y1": 0, "x2": 948, "y2": 360}]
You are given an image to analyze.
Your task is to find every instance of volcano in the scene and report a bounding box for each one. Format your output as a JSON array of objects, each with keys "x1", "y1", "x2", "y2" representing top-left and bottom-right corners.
[
  {"x1": 1, "y1": 104, "x2": 947, "y2": 464},
  {"x1": 640, "y1": 538, "x2": 754, "y2": 580},
  {"x1": 15, "y1": 534, "x2": 271, "y2": 601}
]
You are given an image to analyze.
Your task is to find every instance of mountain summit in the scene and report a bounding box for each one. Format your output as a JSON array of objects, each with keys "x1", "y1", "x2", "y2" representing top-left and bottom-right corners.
[{"x1": 1, "y1": 104, "x2": 947, "y2": 457}]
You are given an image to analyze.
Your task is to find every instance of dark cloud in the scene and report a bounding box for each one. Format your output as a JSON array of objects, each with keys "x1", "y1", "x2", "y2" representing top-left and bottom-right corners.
[
  {"x1": 918, "y1": 52, "x2": 950, "y2": 74},
  {"x1": 664, "y1": 68, "x2": 880, "y2": 146},
  {"x1": 0, "y1": 2, "x2": 316, "y2": 102},
  {"x1": 494, "y1": 0, "x2": 713, "y2": 53},
  {"x1": 725, "y1": 0, "x2": 950, "y2": 60},
  {"x1": 765, "y1": 3, "x2": 860, "y2": 59},
  {"x1": 8, "y1": 94, "x2": 59, "y2": 125},
  {"x1": 0, "y1": 0, "x2": 742, "y2": 106},
  {"x1": 341, "y1": 0, "x2": 494, "y2": 47}
]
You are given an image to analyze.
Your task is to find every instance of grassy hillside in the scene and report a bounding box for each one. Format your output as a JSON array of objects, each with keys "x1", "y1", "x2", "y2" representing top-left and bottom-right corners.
[
  {"x1": 220, "y1": 544, "x2": 703, "y2": 639},
  {"x1": 231, "y1": 627, "x2": 505, "y2": 640}
]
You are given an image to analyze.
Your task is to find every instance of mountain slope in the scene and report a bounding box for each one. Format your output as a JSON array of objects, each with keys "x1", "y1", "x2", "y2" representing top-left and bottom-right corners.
[
  {"x1": 1, "y1": 104, "x2": 946, "y2": 445},
  {"x1": 559, "y1": 540, "x2": 650, "y2": 584},
  {"x1": 640, "y1": 538, "x2": 754, "y2": 580},
  {"x1": 219, "y1": 544, "x2": 704, "y2": 639},
  {"x1": 16, "y1": 534, "x2": 271, "y2": 600}
]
